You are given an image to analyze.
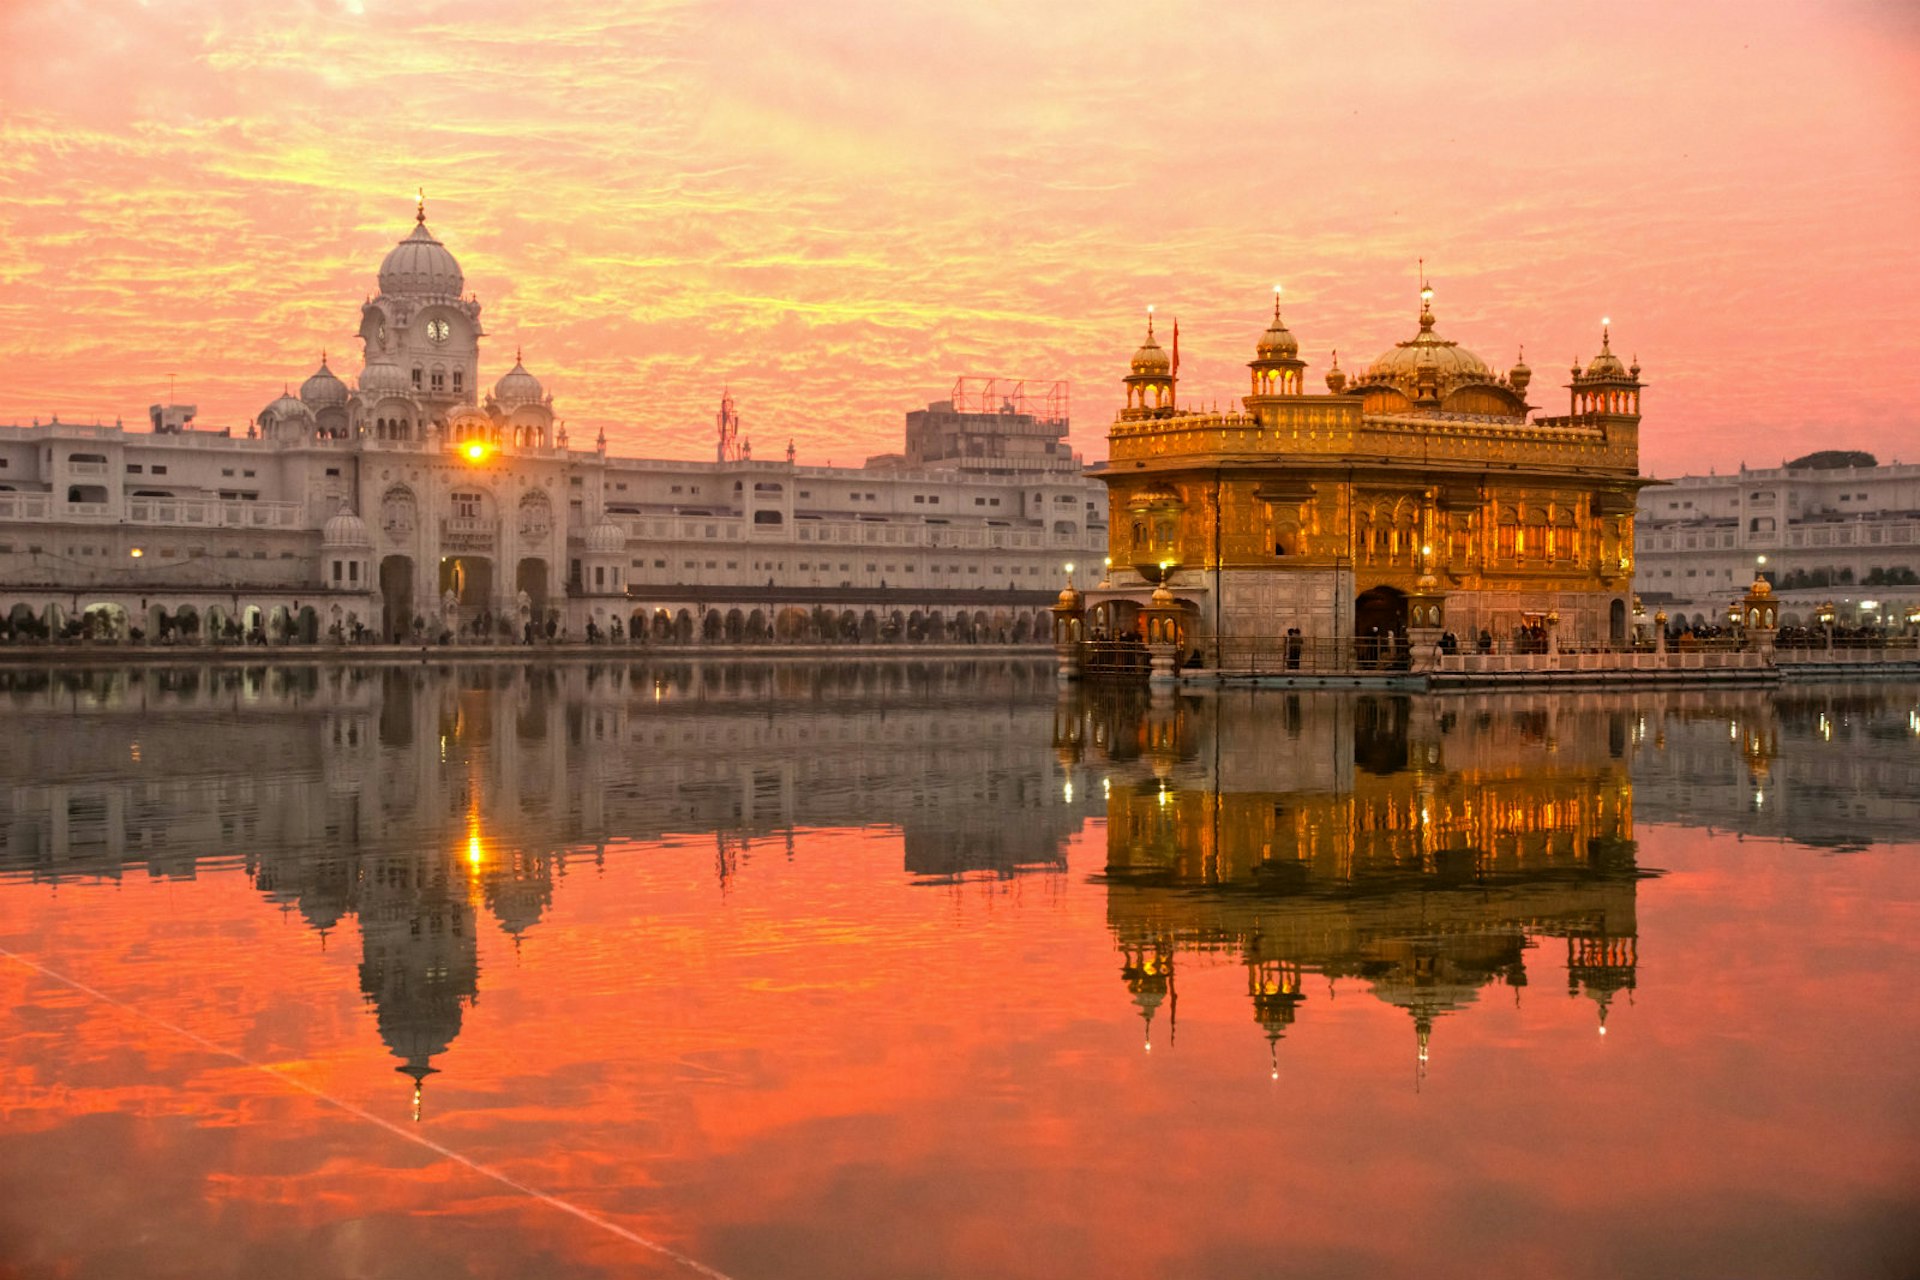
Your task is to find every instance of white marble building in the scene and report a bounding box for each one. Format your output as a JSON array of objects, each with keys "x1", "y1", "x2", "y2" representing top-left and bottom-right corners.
[
  {"x1": 0, "y1": 208, "x2": 1105, "y2": 643},
  {"x1": 1633, "y1": 458, "x2": 1920, "y2": 628}
]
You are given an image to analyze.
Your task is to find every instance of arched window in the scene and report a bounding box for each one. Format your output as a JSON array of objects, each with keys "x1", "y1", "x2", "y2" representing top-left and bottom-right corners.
[{"x1": 1496, "y1": 508, "x2": 1518, "y2": 560}]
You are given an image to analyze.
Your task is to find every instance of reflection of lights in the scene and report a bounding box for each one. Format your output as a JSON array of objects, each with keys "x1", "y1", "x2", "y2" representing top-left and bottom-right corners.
[
  {"x1": 1157, "y1": 788, "x2": 1170, "y2": 808},
  {"x1": 129, "y1": 743, "x2": 141, "y2": 763},
  {"x1": 467, "y1": 835, "x2": 482, "y2": 865},
  {"x1": 1063, "y1": 780, "x2": 1074, "y2": 804},
  {"x1": 1102, "y1": 776, "x2": 1111, "y2": 800},
  {"x1": 1754, "y1": 790, "x2": 1766, "y2": 808}
]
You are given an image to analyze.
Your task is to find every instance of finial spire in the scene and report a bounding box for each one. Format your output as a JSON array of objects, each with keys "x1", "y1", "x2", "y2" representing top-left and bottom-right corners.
[
  {"x1": 1601, "y1": 317, "x2": 1612, "y2": 352},
  {"x1": 416, "y1": 187, "x2": 426, "y2": 224},
  {"x1": 1146, "y1": 303, "x2": 1155, "y2": 340},
  {"x1": 1273, "y1": 283, "x2": 1283, "y2": 319}
]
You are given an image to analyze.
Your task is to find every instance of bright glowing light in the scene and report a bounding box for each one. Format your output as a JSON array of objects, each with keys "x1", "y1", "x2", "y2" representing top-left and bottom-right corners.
[
  {"x1": 1599, "y1": 1025, "x2": 1608, "y2": 1037},
  {"x1": 464, "y1": 442, "x2": 489, "y2": 462},
  {"x1": 467, "y1": 834, "x2": 482, "y2": 865},
  {"x1": 1063, "y1": 562, "x2": 1074, "y2": 576},
  {"x1": 1602, "y1": 315, "x2": 1612, "y2": 327},
  {"x1": 128, "y1": 547, "x2": 143, "y2": 558}
]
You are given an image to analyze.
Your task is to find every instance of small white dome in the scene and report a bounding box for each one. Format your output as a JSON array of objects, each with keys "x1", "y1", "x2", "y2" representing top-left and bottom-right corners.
[
  {"x1": 300, "y1": 356, "x2": 349, "y2": 407},
  {"x1": 260, "y1": 392, "x2": 309, "y2": 425},
  {"x1": 377, "y1": 220, "x2": 464, "y2": 297},
  {"x1": 494, "y1": 355, "x2": 544, "y2": 406},
  {"x1": 585, "y1": 517, "x2": 626, "y2": 554},
  {"x1": 358, "y1": 359, "x2": 411, "y2": 398},
  {"x1": 322, "y1": 508, "x2": 372, "y2": 547}
]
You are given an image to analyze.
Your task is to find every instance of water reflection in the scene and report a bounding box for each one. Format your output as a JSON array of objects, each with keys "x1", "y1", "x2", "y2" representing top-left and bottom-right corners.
[
  {"x1": 0, "y1": 665, "x2": 1916, "y2": 1277},
  {"x1": 1061, "y1": 690, "x2": 1648, "y2": 1075},
  {"x1": 0, "y1": 660, "x2": 1085, "y2": 1098}
]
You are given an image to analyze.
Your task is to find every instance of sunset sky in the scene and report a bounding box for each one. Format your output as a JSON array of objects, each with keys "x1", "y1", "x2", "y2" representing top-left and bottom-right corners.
[{"x1": 2, "y1": 0, "x2": 1916, "y2": 475}]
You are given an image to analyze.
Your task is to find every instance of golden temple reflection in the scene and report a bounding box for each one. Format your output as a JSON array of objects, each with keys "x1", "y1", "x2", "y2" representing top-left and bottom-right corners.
[{"x1": 1068, "y1": 687, "x2": 1650, "y2": 1075}]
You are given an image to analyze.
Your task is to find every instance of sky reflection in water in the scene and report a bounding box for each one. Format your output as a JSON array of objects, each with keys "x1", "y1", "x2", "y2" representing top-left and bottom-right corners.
[{"x1": 0, "y1": 662, "x2": 1916, "y2": 1280}]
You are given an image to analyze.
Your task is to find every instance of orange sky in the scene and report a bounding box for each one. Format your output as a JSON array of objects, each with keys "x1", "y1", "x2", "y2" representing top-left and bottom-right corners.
[{"x1": 2, "y1": 0, "x2": 1917, "y2": 475}]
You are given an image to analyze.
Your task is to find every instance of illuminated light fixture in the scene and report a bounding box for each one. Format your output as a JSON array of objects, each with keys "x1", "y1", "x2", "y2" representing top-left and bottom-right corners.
[
  {"x1": 464, "y1": 442, "x2": 489, "y2": 463},
  {"x1": 128, "y1": 547, "x2": 144, "y2": 559}
]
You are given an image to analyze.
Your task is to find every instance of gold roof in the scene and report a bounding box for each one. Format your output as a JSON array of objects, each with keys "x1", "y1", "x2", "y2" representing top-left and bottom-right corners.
[
  {"x1": 1130, "y1": 316, "x2": 1172, "y2": 376},
  {"x1": 1364, "y1": 291, "x2": 1492, "y2": 393},
  {"x1": 1255, "y1": 296, "x2": 1299, "y2": 361},
  {"x1": 1585, "y1": 325, "x2": 1628, "y2": 377}
]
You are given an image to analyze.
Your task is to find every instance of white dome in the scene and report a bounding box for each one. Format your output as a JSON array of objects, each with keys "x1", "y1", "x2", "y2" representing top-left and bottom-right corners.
[
  {"x1": 494, "y1": 356, "x2": 544, "y2": 406},
  {"x1": 322, "y1": 508, "x2": 372, "y2": 547},
  {"x1": 585, "y1": 517, "x2": 626, "y2": 554},
  {"x1": 377, "y1": 220, "x2": 464, "y2": 297},
  {"x1": 300, "y1": 356, "x2": 349, "y2": 406},
  {"x1": 358, "y1": 359, "x2": 411, "y2": 398},
  {"x1": 260, "y1": 392, "x2": 309, "y2": 424}
]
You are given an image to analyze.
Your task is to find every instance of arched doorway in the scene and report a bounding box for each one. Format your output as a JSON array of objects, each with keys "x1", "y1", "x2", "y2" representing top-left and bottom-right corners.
[
  {"x1": 439, "y1": 555, "x2": 493, "y2": 611},
  {"x1": 1354, "y1": 586, "x2": 1408, "y2": 669},
  {"x1": 1609, "y1": 598, "x2": 1627, "y2": 645},
  {"x1": 380, "y1": 555, "x2": 415, "y2": 641},
  {"x1": 515, "y1": 558, "x2": 548, "y2": 622}
]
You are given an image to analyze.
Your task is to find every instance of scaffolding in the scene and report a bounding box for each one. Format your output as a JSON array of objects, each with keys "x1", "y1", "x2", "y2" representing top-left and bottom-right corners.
[{"x1": 948, "y1": 377, "x2": 1069, "y2": 429}]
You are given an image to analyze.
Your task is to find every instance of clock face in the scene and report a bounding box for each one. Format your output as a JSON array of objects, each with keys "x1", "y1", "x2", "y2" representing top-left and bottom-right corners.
[{"x1": 426, "y1": 318, "x2": 450, "y2": 344}]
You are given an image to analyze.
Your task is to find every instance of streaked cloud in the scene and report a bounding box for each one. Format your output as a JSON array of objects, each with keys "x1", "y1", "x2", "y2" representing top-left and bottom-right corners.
[{"x1": 1, "y1": 0, "x2": 1916, "y2": 472}]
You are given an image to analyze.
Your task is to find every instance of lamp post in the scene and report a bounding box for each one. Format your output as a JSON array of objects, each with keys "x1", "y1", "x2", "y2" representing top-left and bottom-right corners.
[{"x1": 1817, "y1": 599, "x2": 1836, "y2": 651}]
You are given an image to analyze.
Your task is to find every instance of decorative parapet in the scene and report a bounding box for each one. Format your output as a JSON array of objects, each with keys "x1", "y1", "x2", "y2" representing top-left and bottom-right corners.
[{"x1": 1109, "y1": 399, "x2": 1637, "y2": 476}]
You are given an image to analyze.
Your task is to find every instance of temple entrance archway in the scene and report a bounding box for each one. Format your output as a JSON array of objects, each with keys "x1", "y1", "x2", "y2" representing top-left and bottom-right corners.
[
  {"x1": 380, "y1": 555, "x2": 415, "y2": 641},
  {"x1": 1355, "y1": 586, "x2": 1408, "y2": 668},
  {"x1": 1609, "y1": 598, "x2": 1627, "y2": 644},
  {"x1": 439, "y1": 555, "x2": 493, "y2": 610},
  {"x1": 515, "y1": 558, "x2": 548, "y2": 621},
  {"x1": 1354, "y1": 586, "x2": 1408, "y2": 638}
]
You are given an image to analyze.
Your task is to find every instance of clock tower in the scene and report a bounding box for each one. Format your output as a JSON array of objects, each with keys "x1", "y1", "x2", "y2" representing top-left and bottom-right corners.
[{"x1": 361, "y1": 195, "x2": 485, "y2": 431}]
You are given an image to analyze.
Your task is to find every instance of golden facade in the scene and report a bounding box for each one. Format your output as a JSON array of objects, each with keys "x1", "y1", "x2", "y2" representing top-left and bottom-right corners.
[{"x1": 1095, "y1": 287, "x2": 1651, "y2": 653}]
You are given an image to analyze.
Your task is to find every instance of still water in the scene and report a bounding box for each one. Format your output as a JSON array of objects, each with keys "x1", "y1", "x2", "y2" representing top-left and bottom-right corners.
[{"x1": 0, "y1": 661, "x2": 1916, "y2": 1279}]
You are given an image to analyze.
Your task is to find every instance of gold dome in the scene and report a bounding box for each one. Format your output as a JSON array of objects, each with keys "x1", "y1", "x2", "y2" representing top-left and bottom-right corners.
[
  {"x1": 1748, "y1": 577, "x2": 1773, "y2": 597},
  {"x1": 1325, "y1": 350, "x2": 1348, "y2": 394},
  {"x1": 1364, "y1": 289, "x2": 1492, "y2": 392},
  {"x1": 1508, "y1": 348, "x2": 1532, "y2": 395},
  {"x1": 1255, "y1": 296, "x2": 1298, "y2": 361},
  {"x1": 1586, "y1": 324, "x2": 1628, "y2": 377},
  {"x1": 1127, "y1": 482, "x2": 1183, "y2": 512},
  {"x1": 1055, "y1": 584, "x2": 1083, "y2": 609},
  {"x1": 1130, "y1": 316, "x2": 1172, "y2": 376}
]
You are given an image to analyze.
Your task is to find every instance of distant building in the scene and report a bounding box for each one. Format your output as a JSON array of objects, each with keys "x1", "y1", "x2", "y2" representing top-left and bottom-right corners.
[
  {"x1": 885, "y1": 379, "x2": 1080, "y2": 477},
  {"x1": 1633, "y1": 455, "x2": 1920, "y2": 628},
  {"x1": 1087, "y1": 286, "x2": 1649, "y2": 653},
  {"x1": 0, "y1": 207, "x2": 1104, "y2": 643}
]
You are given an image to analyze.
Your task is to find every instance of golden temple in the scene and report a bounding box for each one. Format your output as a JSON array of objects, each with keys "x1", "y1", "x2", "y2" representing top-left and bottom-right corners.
[{"x1": 1085, "y1": 283, "x2": 1651, "y2": 661}]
